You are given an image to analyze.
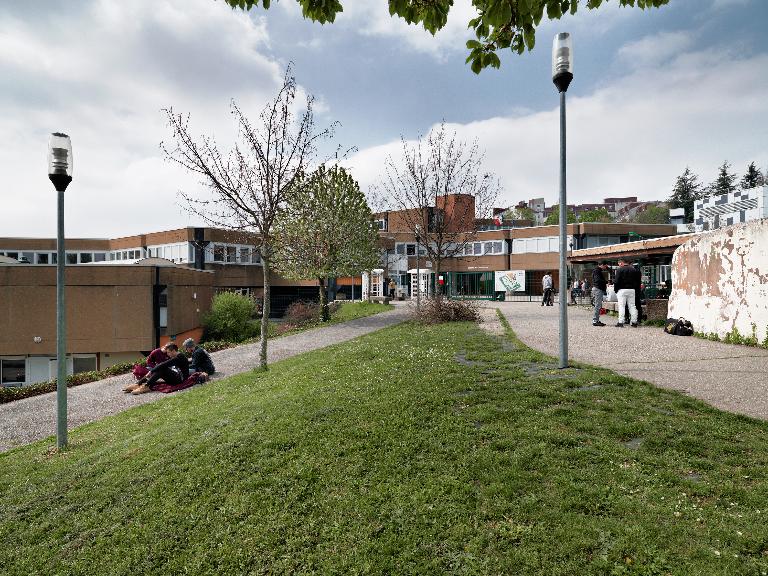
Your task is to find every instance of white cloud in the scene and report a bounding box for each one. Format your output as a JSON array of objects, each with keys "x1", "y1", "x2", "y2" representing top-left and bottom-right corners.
[
  {"x1": 346, "y1": 44, "x2": 768, "y2": 211},
  {"x1": 616, "y1": 31, "x2": 695, "y2": 69},
  {"x1": 0, "y1": 0, "x2": 287, "y2": 238}
]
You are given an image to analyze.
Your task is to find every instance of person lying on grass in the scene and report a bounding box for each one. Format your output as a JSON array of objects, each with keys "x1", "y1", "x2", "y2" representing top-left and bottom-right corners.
[{"x1": 123, "y1": 343, "x2": 189, "y2": 395}]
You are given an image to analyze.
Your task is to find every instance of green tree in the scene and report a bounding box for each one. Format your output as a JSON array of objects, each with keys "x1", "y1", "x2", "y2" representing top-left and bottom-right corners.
[
  {"x1": 274, "y1": 165, "x2": 379, "y2": 322},
  {"x1": 630, "y1": 204, "x2": 670, "y2": 224},
  {"x1": 510, "y1": 205, "x2": 535, "y2": 221},
  {"x1": 667, "y1": 167, "x2": 702, "y2": 223},
  {"x1": 162, "y1": 65, "x2": 333, "y2": 369},
  {"x1": 577, "y1": 208, "x2": 612, "y2": 223},
  {"x1": 739, "y1": 161, "x2": 765, "y2": 190},
  {"x1": 544, "y1": 205, "x2": 577, "y2": 225},
  {"x1": 707, "y1": 161, "x2": 738, "y2": 198},
  {"x1": 223, "y1": 0, "x2": 669, "y2": 74}
]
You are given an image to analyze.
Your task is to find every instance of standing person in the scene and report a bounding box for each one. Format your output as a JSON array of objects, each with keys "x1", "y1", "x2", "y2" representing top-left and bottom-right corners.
[
  {"x1": 183, "y1": 338, "x2": 215, "y2": 377},
  {"x1": 614, "y1": 258, "x2": 640, "y2": 327},
  {"x1": 625, "y1": 263, "x2": 643, "y2": 325},
  {"x1": 571, "y1": 278, "x2": 580, "y2": 304},
  {"x1": 388, "y1": 278, "x2": 396, "y2": 299},
  {"x1": 591, "y1": 261, "x2": 609, "y2": 326},
  {"x1": 541, "y1": 272, "x2": 553, "y2": 306},
  {"x1": 126, "y1": 343, "x2": 189, "y2": 395}
]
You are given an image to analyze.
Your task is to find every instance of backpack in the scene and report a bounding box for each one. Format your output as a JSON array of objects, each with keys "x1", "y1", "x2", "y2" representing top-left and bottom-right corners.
[{"x1": 664, "y1": 317, "x2": 694, "y2": 336}]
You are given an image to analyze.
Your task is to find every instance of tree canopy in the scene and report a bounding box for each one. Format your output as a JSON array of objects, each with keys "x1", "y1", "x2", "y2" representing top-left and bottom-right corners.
[
  {"x1": 667, "y1": 167, "x2": 701, "y2": 224},
  {"x1": 577, "y1": 207, "x2": 612, "y2": 223},
  {"x1": 544, "y1": 205, "x2": 576, "y2": 224},
  {"x1": 630, "y1": 204, "x2": 669, "y2": 224},
  {"x1": 739, "y1": 161, "x2": 765, "y2": 190},
  {"x1": 707, "y1": 161, "x2": 738, "y2": 198},
  {"x1": 223, "y1": 0, "x2": 670, "y2": 73},
  {"x1": 274, "y1": 165, "x2": 379, "y2": 321}
]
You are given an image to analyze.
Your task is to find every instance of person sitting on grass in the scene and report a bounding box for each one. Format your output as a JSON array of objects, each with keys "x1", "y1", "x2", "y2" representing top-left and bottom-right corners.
[
  {"x1": 182, "y1": 338, "x2": 215, "y2": 379},
  {"x1": 123, "y1": 343, "x2": 189, "y2": 395}
]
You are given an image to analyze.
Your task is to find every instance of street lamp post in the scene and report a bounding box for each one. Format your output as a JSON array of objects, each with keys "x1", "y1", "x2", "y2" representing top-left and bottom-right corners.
[
  {"x1": 552, "y1": 33, "x2": 573, "y2": 369},
  {"x1": 414, "y1": 225, "x2": 421, "y2": 313},
  {"x1": 48, "y1": 133, "x2": 73, "y2": 449}
]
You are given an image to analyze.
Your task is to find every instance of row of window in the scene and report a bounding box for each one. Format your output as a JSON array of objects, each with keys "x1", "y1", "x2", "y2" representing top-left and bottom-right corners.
[
  {"x1": 1, "y1": 355, "x2": 97, "y2": 387},
  {"x1": 394, "y1": 241, "x2": 507, "y2": 257},
  {"x1": 209, "y1": 244, "x2": 262, "y2": 264},
  {"x1": 511, "y1": 236, "x2": 576, "y2": 254},
  {"x1": 0, "y1": 250, "x2": 108, "y2": 264}
]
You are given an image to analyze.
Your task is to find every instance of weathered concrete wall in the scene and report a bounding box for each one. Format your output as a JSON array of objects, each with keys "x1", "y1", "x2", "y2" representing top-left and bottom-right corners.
[{"x1": 669, "y1": 219, "x2": 768, "y2": 341}]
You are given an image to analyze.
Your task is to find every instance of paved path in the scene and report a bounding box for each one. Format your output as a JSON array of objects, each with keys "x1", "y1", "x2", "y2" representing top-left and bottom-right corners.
[
  {"x1": 488, "y1": 302, "x2": 768, "y2": 421},
  {"x1": 0, "y1": 304, "x2": 411, "y2": 453}
]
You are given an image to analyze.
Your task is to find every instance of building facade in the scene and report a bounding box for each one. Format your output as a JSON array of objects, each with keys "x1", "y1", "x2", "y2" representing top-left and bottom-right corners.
[{"x1": 694, "y1": 185, "x2": 768, "y2": 232}]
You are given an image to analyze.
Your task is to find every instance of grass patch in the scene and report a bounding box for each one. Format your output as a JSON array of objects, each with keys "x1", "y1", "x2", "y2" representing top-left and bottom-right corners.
[{"x1": 2, "y1": 319, "x2": 768, "y2": 574}]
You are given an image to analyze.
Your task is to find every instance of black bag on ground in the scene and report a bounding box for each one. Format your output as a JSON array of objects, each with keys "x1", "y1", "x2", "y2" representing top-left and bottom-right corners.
[{"x1": 664, "y1": 317, "x2": 694, "y2": 336}]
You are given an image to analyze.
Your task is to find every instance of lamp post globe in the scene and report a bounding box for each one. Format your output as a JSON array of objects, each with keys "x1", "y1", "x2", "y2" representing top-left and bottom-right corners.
[
  {"x1": 48, "y1": 132, "x2": 72, "y2": 449},
  {"x1": 552, "y1": 33, "x2": 572, "y2": 369}
]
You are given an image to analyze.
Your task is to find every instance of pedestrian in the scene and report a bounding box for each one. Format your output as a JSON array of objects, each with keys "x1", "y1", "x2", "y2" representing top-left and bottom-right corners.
[
  {"x1": 183, "y1": 338, "x2": 215, "y2": 377},
  {"x1": 624, "y1": 263, "x2": 643, "y2": 325},
  {"x1": 124, "y1": 343, "x2": 189, "y2": 395},
  {"x1": 591, "y1": 261, "x2": 609, "y2": 326},
  {"x1": 542, "y1": 272, "x2": 554, "y2": 306},
  {"x1": 571, "y1": 278, "x2": 580, "y2": 304},
  {"x1": 614, "y1": 258, "x2": 640, "y2": 327},
  {"x1": 388, "y1": 278, "x2": 396, "y2": 299}
]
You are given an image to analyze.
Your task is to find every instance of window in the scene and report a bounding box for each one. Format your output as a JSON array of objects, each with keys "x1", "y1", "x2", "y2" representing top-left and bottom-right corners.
[
  {"x1": 240, "y1": 248, "x2": 249, "y2": 263},
  {"x1": 21, "y1": 252, "x2": 34, "y2": 263},
  {"x1": 226, "y1": 246, "x2": 237, "y2": 263},
  {"x1": 66, "y1": 253, "x2": 78, "y2": 265},
  {"x1": 396, "y1": 244, "x2": 405, "y2": 255},
  {"x1": 36, "y1": 253, "x2": 49, "y2": 264},
  {"x1": 7, "y1": 252, "x2": 18, "y2": 260},
  {"x1": 94, "y1": 253, "x2": 106, "y2": 262},
  {"x1": 109, "y1": 253, "x2": 115, "y2": 261},
  {"x1": 473, "y1": 243, "x2": 481, "y2": 255},
  {"x1": 375, "y1": 219, "x2": 387, "y2": 230},
  {"x1": 464, "y1": 244, "x2": 473, "y2": 256},
  {"x1": 213, "y1": 245, "x2": 225, "y2": 262},
  {"x1": 80, "y1": 253, "x2": 93, "y2": 264},
  {"x1": 484, "y1": 242, "x2": 493, "y2": 254},
  {"x1": 73, "y1": 356, "x2": 97, "y2": 374},
  {"x1": 493, "y1": 241, "x2": 503, "y2": 254},
  {"x1": 1, "y1": 358, "x2": 25, "y2": 385},
  {"x1": 406, "y1": 244, "x2": 416, "y2": 256},
  {"x1": 251, "y1": 249, "x2": 261, "y2": 264}
]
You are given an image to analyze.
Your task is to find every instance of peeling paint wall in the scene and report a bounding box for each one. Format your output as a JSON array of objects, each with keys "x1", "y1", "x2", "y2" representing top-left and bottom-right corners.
[{"x1": 669, "y1": 219, "x2": 768, "y2": 341}]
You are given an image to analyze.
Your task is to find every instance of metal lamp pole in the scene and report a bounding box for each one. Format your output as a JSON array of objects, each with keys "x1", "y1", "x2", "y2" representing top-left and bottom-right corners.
[
  {"x1": 552, "y1": 33, "x2": 573, "y2": 369},
  {"x1": 48, "y1": 133, "x2": 73, "y2": 449}
]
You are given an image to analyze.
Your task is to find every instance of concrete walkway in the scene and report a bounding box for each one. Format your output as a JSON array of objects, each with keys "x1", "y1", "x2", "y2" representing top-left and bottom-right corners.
[
  {"x1": 0, "y1": 304, "x2": 412, "y2": 453},
  {"x1": 488, "y1": 302, "x2": 768, "y2": 421}
]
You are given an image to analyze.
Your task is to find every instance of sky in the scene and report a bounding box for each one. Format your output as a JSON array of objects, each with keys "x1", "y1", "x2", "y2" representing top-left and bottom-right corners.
[{"x1": 1, "y1": 0, "x2": 767, "y2": 238}]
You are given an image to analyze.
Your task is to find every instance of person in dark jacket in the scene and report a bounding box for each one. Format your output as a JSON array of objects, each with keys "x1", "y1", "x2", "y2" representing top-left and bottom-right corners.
[
  {"x1": 591, "y1": 261, "x2": 609, "y2": 326},
  {"x1": 183, "y1": 338, "x2": 215, "y2": 377},
  {"x1": 128, "y1": 343, "x2": 190, "y2": 395},
  {"x1": 614, "y1": 258, "x2": 641, "y2": 327}
]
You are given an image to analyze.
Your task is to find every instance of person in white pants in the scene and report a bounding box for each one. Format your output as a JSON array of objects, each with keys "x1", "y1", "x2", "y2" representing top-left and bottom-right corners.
[{"x1": 613, "y1": 258, "x2": 639, "y2": 327}]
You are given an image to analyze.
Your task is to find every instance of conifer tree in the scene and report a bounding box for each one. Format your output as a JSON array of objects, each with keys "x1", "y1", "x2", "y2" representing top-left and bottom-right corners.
[
  {"x1": 667, "y1": 167, "x2": 702, "y2": 223},
  {"x1": 707, "y1": 161, "x2": 738, "y2": 198},
  {"x1": 739, "y1": 161, "x2": 765, "y2": 190}
]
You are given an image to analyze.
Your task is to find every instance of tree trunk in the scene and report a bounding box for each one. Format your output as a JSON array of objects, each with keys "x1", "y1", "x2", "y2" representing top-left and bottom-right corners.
[
  {"x1": 318, "y1": 277, "x2": 329, "y2": 322},
  {"x1": 259, "y1": 256, "x2": 271, "y2": 370}
]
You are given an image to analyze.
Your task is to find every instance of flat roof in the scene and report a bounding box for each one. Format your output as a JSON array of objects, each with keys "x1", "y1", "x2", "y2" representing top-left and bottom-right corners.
[{"x1": 569, "y1": 233, "x2": 699, "y2": 263}]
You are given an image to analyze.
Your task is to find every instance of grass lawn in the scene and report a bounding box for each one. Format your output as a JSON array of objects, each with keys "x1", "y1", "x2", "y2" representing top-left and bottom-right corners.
[{"x1": 2, "y1": 316, "x2": 767, "y2": 575}]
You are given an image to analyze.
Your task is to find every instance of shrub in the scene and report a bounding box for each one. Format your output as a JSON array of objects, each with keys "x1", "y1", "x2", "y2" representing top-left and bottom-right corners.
[
  {"x1": 203, "y1": 292, "x2": 259, "y2": 343},
  {"x1": 416, "y1": 296, "x2": 480, "y2": 325},
  {"x1": 283, "y1": 301, "x2": 320, "y2": 327}
]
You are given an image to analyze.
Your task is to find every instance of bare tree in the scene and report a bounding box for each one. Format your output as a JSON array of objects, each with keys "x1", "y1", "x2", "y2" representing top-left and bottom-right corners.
[
  {"x1": 372, "y1": 123, "x2": 501, "y2": 295},
  {"x1": 161, "y1": 65, "x2": 333, "y2": 369}
]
